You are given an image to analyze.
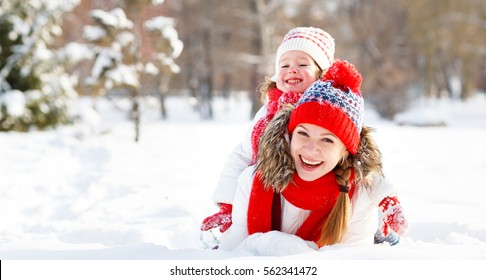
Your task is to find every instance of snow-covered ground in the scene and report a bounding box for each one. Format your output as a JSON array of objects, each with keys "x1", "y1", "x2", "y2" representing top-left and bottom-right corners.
[{"x1": 1, "y1": 94, "x2": 485, "y2": 277}]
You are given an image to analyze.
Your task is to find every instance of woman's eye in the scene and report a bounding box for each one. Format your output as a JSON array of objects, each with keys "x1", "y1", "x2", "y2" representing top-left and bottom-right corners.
[
  {"x1": 297, "y1": 131, "x2": 308, "y2": 137},
  {"x1": 322, "y1": 137, "x2": 334, "y2": 143}
]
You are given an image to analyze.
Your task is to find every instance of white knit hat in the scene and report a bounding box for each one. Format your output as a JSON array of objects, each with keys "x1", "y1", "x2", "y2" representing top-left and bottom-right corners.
[{"x1": 271, "y1": 27, "x2": 335, "y2": 81}]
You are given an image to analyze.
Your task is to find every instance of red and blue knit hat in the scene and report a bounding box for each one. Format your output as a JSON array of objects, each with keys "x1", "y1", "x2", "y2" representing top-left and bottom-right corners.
[{"x1": 287, "y1": 59, "x2": 364, "y2": 154}]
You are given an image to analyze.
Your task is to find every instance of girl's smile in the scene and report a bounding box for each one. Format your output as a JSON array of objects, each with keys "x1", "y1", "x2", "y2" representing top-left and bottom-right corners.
[{"x1": 276, "y1": 50, "x2": 320, "y2": 94}]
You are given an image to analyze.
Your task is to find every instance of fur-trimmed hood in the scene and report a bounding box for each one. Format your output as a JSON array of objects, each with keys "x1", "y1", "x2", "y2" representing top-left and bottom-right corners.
[{"x1": 256, "y1": 104, "x2": 383, "y2": 192}]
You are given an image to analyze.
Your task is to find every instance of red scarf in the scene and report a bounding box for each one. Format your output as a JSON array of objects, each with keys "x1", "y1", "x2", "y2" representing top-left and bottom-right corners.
[
  {"x1": 250, "y1": 88, "x2": 301, "y2": 164},
  {"x1": 247, "y1": 171, "x2": 353, "y2": 243}
]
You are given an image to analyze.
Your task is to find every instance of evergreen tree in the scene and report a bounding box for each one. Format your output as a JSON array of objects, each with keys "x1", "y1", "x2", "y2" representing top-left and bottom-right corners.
[
  {"x1": 0, "y1": 0, "x2": 81, "y2": 131},
  {"x1": 83, "y1": 8, "x2": 139, "y2": 95},
  {"x1": 144, "y1": 15, "x2": 184, "y2": 119},
  {"x1": 83, "y1": 7, "x2": 141, "y2": 140},
  {"x1": 83, "y1": 2, "x2": 183, "y2": 140}
]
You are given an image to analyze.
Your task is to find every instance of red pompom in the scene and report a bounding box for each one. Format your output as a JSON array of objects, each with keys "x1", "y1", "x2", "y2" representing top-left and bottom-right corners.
[{"x1": 323, "y1": 59, "x2": 362, "y2": 93}]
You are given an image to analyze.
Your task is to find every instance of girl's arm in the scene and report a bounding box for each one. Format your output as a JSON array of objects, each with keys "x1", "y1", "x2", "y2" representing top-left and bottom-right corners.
[
  {"x1": 201, "y1": 107, "x2": 267, "y2": 232},
  {"x1": 218, "y1": 166, "x2": 255, "y2": 250},
  {"x1": 211, "y1": 106, "x2": 267, "y2": 204}
]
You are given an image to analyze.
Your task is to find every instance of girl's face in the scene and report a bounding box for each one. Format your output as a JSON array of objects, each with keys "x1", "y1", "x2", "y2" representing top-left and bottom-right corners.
[
  {"x1": 276, "y1": 50, "x2": 321, "y2": 94},
  {"x1": 290, "y1": 123, "x2": 348, "y2": 182}
]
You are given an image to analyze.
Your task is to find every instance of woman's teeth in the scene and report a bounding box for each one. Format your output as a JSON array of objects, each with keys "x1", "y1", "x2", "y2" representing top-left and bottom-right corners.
[{"x1": 301, "y1": 156, "x2": 322, "y2": 166}]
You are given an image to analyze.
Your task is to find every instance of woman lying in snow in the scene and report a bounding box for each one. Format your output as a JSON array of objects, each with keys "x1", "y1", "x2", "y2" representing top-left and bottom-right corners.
[
  {"x1": 202, "y1": 27, "x2": 403, "y2": 247},
  {"x1": 217, "y1": 60, "x2": 409, "y2": 253}
]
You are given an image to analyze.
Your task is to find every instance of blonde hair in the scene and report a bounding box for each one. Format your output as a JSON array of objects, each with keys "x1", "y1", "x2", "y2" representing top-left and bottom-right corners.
[
  {"x1": 257, "y1": 77, "x2": 277, "y2": 102},
  {"x1": 316, "y1": 125, "x2": 383, "y2": 247},
  {"x1": 316, "y1": 156, "x2": 352, "y2": 247}
]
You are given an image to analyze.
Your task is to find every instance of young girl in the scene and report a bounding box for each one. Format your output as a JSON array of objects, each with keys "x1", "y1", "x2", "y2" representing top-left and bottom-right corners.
[
  {"x1": 201, "y1": 26, "x2": 335, "y2": 232},
  {"x1": 218, "y1": 60, "x2": 409, "y2": 250}
]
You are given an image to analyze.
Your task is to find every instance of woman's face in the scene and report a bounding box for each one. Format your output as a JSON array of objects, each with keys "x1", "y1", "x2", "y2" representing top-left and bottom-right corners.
[
  {"x1": 290, "y1": 123, "x2": 348, "y2": 182},
  {"x1": 275, "y1": 50, "x2": 321, "y2": 94}
]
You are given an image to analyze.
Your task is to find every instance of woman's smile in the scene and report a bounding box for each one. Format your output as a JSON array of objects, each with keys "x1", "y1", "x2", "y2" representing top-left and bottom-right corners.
[
  {"x1": 290, "y1": 123, "x2": 348, "y2": 181},
  {"x1": 300, "y1": 155, "x2": 323, "y2": 168}
]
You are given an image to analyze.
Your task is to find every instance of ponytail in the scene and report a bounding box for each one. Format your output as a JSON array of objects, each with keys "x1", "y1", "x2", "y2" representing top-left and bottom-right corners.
[
  {"x1": 316, "y1": 157, "x2": 353, "y2": 247},
  {"x1": 316, "y1": 124, "x2": 383, "y2": 246}
]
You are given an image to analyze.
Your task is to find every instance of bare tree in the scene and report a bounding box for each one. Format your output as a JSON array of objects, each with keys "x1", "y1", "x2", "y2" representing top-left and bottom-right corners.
[
  {"x1": 407, "y1": 0, "x2": 486, "y2": 100},
  {"x1": 171, "y1": 0, "x2": 215, "y2": 119},
  {"x1": 170, "y1": 0, "x2": 301, "y2": 119},
  {"x1": 332, "y1": 0, "x2": 414, "y2": 118},
  {"x1": 76, "y1": 0, "x2": 486, "y2": 121}
]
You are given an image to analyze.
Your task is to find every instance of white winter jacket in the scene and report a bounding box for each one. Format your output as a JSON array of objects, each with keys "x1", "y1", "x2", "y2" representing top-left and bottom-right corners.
[
  {"x1": 219, "y1": 165, "x2": 396, "y2": 250},
  {"x1": 211, "y1": 106, "x2": 268, "y2": 204}
]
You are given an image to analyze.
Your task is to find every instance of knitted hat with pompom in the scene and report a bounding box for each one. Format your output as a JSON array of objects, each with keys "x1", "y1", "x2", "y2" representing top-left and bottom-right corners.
[{"x1": 287, "y1": 59, "x2": 364, "y2": 154}]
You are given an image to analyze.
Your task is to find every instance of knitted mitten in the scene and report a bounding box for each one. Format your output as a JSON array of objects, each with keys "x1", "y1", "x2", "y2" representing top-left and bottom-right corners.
[
  {"x1": 200, "y1": 203, "x2": 233, "y2": 232},
  {"x1": 379, "y1": 195, "x2": 409, "y2": 237}
]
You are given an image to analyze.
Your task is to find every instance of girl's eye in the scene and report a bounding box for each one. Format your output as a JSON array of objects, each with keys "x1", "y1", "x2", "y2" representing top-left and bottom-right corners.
[
  {"x1": 280, "y1": 64, "x2": 289, "y2": 68},
  {"x1": 299, "y1": 64, "x2": 308, "y2": 67}
]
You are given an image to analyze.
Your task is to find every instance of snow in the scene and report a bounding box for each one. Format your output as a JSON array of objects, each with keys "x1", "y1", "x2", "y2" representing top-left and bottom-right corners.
[
  {"x1": 1, "y1": 0, "x2": 484, "y2": 277},
  {"x1": 90, "y1": 8, "x2": 133, "y2": 30},
  {"x1": 83, "y1": 25, "x2": 106, "y2": 42},
  {"x1": 0, "y1": 90, "x2": 26, "y2": 117},
  {"x1": 144, "y1": 16, "x2": 184, "y2": 64},
  {"x1": 144, "y1": 16, "x2": 183, "y2": 58},
  {"x1": 105, "y1": 64, "x2": 140, "y2": 88},
  {"x1": 58, "y1": 42, "x2": 93, "y2": 65},
  {"x1": 87, "y1": 49, "x2": 116, "y2": 83},
  {"x1": 1, "y1": 93, "x2": 485, "y2": 277}
]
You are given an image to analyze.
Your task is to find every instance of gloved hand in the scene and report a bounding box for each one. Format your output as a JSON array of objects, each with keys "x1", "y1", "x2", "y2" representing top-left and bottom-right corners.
[
  {"x1": 379, "y1": 195, "x2": 409, "y2": 237},
  {"x1": 200, "y1": 203, "x2": 232, "y2": 232}
]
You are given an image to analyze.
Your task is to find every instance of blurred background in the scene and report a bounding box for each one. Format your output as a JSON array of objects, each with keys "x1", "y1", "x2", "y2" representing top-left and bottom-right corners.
[{"x1": 1, "y1": 0, "x2": 485, "y2": 136}]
